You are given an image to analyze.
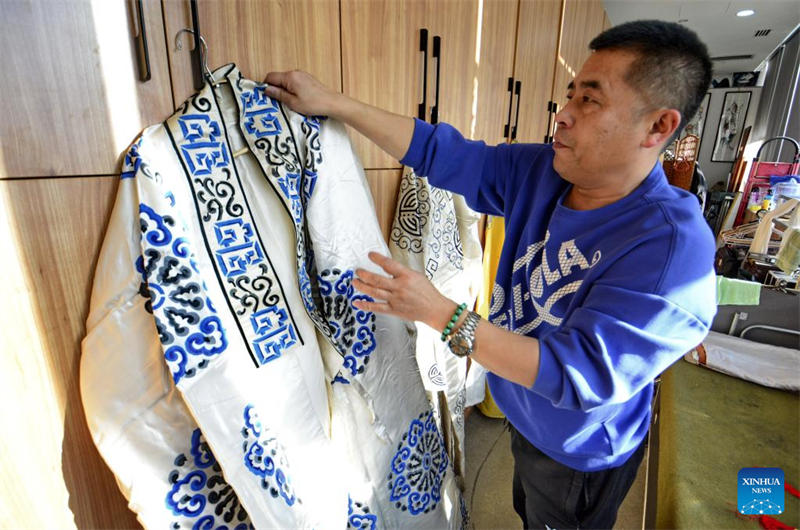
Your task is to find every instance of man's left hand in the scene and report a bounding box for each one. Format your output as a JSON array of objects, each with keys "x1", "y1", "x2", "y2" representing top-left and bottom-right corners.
[{"x1": 352, "y1": 252, "x2": 456, "y2": 330}]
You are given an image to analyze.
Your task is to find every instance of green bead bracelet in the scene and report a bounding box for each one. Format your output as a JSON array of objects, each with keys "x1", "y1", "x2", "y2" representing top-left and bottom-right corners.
[{"x1": 440, "y1": 303, "x2": 468, "y2": 341}]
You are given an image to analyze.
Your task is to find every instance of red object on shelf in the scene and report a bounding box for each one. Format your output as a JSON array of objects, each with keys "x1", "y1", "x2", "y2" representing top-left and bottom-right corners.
[{"x1": 733, "y1": 136, "x2": 800, "y2": 227}]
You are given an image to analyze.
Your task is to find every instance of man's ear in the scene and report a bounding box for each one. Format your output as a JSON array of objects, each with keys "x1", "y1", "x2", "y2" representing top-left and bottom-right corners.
[{"x1": 642, "y1": 109, "x2": 682, "y2": 149}]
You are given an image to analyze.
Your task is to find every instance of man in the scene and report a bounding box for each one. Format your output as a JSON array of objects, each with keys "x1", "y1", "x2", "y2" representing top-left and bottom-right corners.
[{"x1": 265, "y1": 20, "x2": 717, "y2": 529}]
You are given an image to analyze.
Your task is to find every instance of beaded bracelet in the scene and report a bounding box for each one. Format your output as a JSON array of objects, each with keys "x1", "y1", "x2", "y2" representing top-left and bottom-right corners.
[{"x1": 440, "y1": 303, "x2": 468, "y2": 342}]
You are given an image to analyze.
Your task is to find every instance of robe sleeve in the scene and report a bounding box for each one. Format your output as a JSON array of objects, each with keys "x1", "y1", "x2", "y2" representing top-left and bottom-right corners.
[{"x1": 80, "y1": 157, "x2": 171, "y2": 494}]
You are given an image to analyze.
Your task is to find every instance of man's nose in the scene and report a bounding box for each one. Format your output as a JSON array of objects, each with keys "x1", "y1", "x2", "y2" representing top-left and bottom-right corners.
[{"x1": 554, "y1": 101, "x2": 574, "y2": 129}]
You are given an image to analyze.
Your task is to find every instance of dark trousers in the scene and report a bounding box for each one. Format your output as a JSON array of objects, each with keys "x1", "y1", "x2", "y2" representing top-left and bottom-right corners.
[{"x1": 510, "y1": 425, "x2": 647, "y2": 530}]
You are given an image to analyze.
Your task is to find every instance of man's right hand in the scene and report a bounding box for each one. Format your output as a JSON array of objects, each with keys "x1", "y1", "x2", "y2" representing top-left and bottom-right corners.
[
  {"x1": 263, "y1": 70, "x2": 342, "y2": 118},
  {"x1": 263, "y1": 69, "x2": 416, "y2": 162}
]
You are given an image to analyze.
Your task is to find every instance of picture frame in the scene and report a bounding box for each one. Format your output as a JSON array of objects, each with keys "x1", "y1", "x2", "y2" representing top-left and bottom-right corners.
[
  {"x1": 712, "y1": 91, "x2": 752, "y2": 163},
  {"x1": 681, "y1": 92, "x2": 710, "y2": 147}
]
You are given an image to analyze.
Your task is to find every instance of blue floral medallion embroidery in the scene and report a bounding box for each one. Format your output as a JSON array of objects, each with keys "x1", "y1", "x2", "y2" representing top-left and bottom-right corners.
[
  {"x1": 317, "y1": 268, "x2": 376, "y2": 378},
  {"x1": 242, "y1": 405, "x2": 299, "y2": 507},
  {"x1": 388, "y1": 411, "x2": 449, "y2": 516},
  {"x1": 347, "y1": 495, "x2": 378, "y2": 529},
  {"x1": 166, "y1": 429, "x2": 253, "y2": 529}
]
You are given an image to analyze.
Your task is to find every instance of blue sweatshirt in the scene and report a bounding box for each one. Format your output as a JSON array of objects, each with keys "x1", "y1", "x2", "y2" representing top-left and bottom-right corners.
[{"x1": 401, "y1": 119, "x2": 717, "y2": 472}]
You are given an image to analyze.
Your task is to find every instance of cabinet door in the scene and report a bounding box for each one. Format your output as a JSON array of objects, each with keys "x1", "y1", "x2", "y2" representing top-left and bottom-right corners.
[
  {"x1": 0, "y1": 177, "x2": 137, "y2": 529},
  {"x1": 163, "y1": 0, "x2": 341, "y2": 108},
  {"x1": 342, "y1": 0, "x2": 517, "y2": 168},
  {"x1": 364, "y1": 169, "x2": 404, "y2": 243},
  {"x1": 429, "y1": 0, "x2": 519, "y2": 145},
  {"x1": 551, "y1": 0, "x2": 607, "y2": 116},
  {"x1": 342, "y1": 0, "x2": 428, "y2": 170},
  {"x1": 511, "y1": 0, "x2": 563, "y2": 144},
  {"x1": 0, "y1": 0, "x2": 173, "y2": 178}
]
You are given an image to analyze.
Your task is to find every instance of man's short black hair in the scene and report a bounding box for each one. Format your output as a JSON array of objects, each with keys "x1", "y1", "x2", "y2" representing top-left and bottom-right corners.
[{"x1": 590, "y1": 20, "x2": 712, "y2": 143}]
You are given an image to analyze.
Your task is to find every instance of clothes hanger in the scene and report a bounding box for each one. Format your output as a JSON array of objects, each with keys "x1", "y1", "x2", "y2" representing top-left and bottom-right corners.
[
  {"x1": 749, "y1": 198, "x2": 799, "y2": 255},
  {"x1": 174, "y1": 28, "x2": 227, "y2": 88},
  {"x1": 175, "y1": 28, "x2": 254, "y2": 160}
]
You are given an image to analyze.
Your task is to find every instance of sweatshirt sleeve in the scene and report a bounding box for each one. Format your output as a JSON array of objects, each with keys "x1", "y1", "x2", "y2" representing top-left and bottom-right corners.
[
  {"x1": 531, "y1": 225, "x2": 718, "y2": 412},
  {"x1": 400, "y1": 119, "x2": 508, "y2": 216}
]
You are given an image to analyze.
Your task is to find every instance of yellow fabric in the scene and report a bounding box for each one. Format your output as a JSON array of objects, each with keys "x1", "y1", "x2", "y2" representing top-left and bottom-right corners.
[
  {"x1": 475, "y1": 216, "x2": 504, "y2": 318},
  {"x1": 476, "y1": 380, "x2": 505, "y2": 419},
  {"x1": 475, "y1": 216, "x2": 505, "y2": 419}
]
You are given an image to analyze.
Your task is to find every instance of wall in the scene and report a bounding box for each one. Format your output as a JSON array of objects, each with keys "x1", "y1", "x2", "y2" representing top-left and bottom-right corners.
[
  {"x1": 711, "y1": 288, "x2": 800, "y2": 350},
  {"x1": 696, "y1": 87, "x2": 763, "y2": 189},
  {"x1": 751, "y1": 28, "x2": 800, "y2": 163}
]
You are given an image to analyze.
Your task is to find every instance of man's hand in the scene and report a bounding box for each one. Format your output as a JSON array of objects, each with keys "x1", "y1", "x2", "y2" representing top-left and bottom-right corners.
[
  {"x1": 352, "y1": 252, "x2": 458, "y2": 331},
  {"x1": 264, "y1": 70, "x2": 343, "y2": 117},
  {"x1": 354, "y1": 251, "x2": 542, "y2": 387},
  {"x1": 263, "y1": 69, "x2": 415, "y2": 161}
]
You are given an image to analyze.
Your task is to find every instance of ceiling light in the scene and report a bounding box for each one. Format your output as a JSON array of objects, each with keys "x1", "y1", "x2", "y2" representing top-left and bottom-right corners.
[
  {"x1": 679, "y1": 19, "x2": 689, "y2": 23},
  {"x1": 737, "y1": 9, "x2": 755, "y2": 17}
]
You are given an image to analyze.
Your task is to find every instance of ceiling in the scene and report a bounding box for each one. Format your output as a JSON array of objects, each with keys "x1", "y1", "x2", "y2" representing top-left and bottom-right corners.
[{"x1": 603, "y1": 0, "x2": 800, "y2": 76}]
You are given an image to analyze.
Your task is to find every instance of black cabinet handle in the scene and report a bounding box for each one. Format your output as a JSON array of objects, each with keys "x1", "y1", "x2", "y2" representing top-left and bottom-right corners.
[
  {"x1": 503, "y1": 77, "x2": 514, "y2": 140},
  {"x1": 549, "y1": 102, "x2": 558, "y2": 143},
  {"x1": 190, "y1": 0, "x2": 204, "y2": 90},
  {"x1": 544, "y1": 101, "x2": 554, "y2": 143},
  {"x1": 511, "y1": 81, "x2": 522, "y2": 141},
  {"x1": 418, "y1": 29, "x2": 429, "y2": 121},
  {"x1": 134, "y1": 0, "x2": 151, "y2": 81},
  {"x1": 431, "y1": 36, "x2": 441, "y2": 124}
]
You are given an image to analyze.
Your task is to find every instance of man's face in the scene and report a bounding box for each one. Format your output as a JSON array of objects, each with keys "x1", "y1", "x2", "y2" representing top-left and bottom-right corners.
[{"x1": 552, "y1": 49, "x2": 651, "y2": 186}]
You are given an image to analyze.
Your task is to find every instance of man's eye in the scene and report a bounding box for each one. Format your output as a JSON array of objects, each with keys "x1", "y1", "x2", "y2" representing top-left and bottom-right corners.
[
  {"x1": 566, "y1": 94, "x2": 573, "y2": 100},
  {"x1": 584, "y1": 96, "x2": 596, "y2": 103}
]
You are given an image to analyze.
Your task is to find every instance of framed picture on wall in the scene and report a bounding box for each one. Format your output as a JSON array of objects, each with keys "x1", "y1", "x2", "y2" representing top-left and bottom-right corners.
[
  {"x1": 681, "y1": 92, "x2": 710, "y2": 146},
  {"x1": 712, "y1": 91, "x2": 752, "y2": 163}
]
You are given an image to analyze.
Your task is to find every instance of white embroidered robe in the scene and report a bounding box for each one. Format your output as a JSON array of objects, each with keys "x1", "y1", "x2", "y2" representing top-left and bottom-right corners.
[{"x1": 81, "y1": 64, "x2": 469, "y2": 530}]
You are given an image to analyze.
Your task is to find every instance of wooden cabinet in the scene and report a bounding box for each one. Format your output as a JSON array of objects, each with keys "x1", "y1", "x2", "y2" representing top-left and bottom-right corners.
[
  {"x1": 551, "y1": 0, "x2": 607, "y2": 117},
  {"x1": 342, "y1": 0, "x2": 518, "y2": 169},
  {"x1": 162, "y1": 0, "x2": 342, "y2": 108},
  {"x1": 0, "y1": 0, "x2": 173, "y2": 178},
  {"x1": 0, "y1": 177, "x2": 136, "y2": 529},
  {"x1": 510, "y1": 0, "x2": 563, "y2": 144},
  {"x1": 341, "y1": 0, "x2": 429, "y2": 169},
  {"x1": 429, "y1": 1, "x2": 519, "y2": 146}
]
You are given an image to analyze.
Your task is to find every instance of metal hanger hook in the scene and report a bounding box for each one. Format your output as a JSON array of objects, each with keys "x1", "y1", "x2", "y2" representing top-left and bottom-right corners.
[{"x1": 174, "y1": 28, "x2": 216, "y2": 84}]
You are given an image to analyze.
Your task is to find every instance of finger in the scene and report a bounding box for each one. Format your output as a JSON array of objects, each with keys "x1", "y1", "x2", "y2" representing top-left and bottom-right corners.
[
  {"x1": 367, "y1": 251, "x2": 407, "y2": 276},
  {"x1": 264, "y1": 71, "x2": 290, "y2": 87},
  {"x1": 355, "y1": 268, "x2": 396, "y2": 292},
  {"x1": 264, "y1": 85, "x2": 290, "y2": 103},
  {"x1": 352, "y1": 278, "x2": 392, "y2": 301},
  {"x1": 352, "y1": 299, "x2": 394, "y2": 315}
]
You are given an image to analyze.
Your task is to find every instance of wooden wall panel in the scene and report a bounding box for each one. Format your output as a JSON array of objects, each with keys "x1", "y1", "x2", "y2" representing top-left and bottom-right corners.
[
  {"x1": 512, "y1": 0, "x2": 563, "y2": 144},
  {"x1": 342, "y1": 0, "x2": 427, "y2": 169},
  {"x1": 551, "y1": 0, "x2": 607, "y2": 116},
  {"x1": 365, "y1": 169, "x2": 404, "y2": 243},
  {"x1": 430, "y1": 0, "x2": 519, "y2": 145},
  {"x1": 0, "y1": 0, "x2": 173, "y2": 178},
  {"x1": 0, "y1": 177, "x2": 139, "y2": 529},
  {"x1": 342, "y1": 0, "x2": 518, "y2": 166},
  {"x1": 163, "y1": 0, "x2": 342, "y2": 108}
]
